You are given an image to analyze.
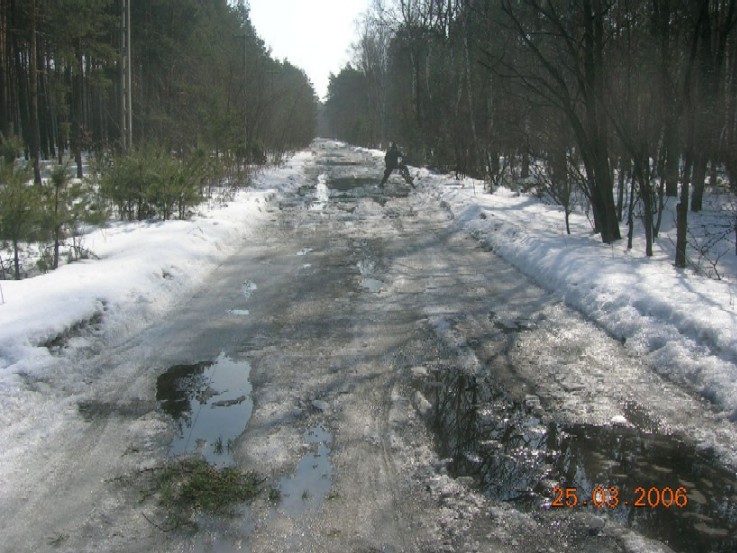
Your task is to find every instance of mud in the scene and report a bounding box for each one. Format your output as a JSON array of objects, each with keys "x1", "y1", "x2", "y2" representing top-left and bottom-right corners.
[
  {"x1": 424, "y1": 366, "x2": 737, "y2": 553},
  {"x1": 7, "y1": 140, "x2": 737, "y2": 553},
  {"x1": 275, "y1": 424, "x2": 334, "y2": 516}
]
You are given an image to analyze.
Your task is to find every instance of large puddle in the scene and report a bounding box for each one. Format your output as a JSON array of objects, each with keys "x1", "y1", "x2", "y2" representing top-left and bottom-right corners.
[
  {"x1": 155, "y1": 361, "x2": 333, "y2": 551},
  {"x1": 156, "y1": 353, "x2": 253, "y2": 467},
  {"x1": 326, "y1": 176, "x2": 378, "y2": 190},
  {"x1": 424, "y1": 367, "x2": 737, "y2": 552},
  {"x1": 294, "y1": 168, "x2": 411, "y2": 212},
  {"x1": 357, "y1": 257, "x2": 385, "y2": 293}
]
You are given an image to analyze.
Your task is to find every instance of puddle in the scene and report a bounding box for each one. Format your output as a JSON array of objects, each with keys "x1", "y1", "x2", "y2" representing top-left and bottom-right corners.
[
  {"x1": 156, "y1": 353, "x2": 253, "y2": 467},
  {"x1": 320, "y1": 159, "x2": 362, "y2": 166},
  {"x1": 276, "y1": 425, "x2": 334, "y2": 516},
  {"x1": 356, "y1": 239, "x2": 387, "y2": 293},
  {"x1": 326, "y1": 176, "x2": 377, "y2": 190},
  {"x1": 360, "y1": 277, "x2": 385, "y2": 293},
  {"x1": 424, "y1": 368, "x2": 737, "y2": 553},
  {"x1": 309, "y1": 173, "x2": 330, "y2": 211},
  {"x1": 297, "y1": 171, "x2": 409, "y2": 211}
]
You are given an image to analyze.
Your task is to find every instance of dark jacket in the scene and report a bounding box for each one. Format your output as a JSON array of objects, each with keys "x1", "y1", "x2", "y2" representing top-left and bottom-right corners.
[{"x1": 385, "y1": 145, "x2": 402, "y2": 168}]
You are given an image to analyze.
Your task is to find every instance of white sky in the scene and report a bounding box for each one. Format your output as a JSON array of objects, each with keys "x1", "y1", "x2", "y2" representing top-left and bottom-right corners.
[{"x1": 247, "y1": 0, "x2": 372, "y2": 101}]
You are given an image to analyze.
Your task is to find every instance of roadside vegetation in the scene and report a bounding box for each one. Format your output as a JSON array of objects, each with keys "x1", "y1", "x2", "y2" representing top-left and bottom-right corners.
[
  {"x1": 125, "y1": 458, "x2": 263, "y2": 531},
  {"x1": 0, "y1": 0, "x2": 317, "y2": 280},
  {"x1": 155, "y1": 458, "x2": 262, "y2": 515}
]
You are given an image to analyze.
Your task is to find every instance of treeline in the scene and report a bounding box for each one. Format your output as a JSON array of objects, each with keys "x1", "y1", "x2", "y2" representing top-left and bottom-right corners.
[
  {"x1": 1, "y1": 0, "x2": 316, "y2": 175},
  {"x1": 325, "y1": 0, "x2": 737, "y2": 265},
  {"x1": 0, "y1": 0, "x2": 317, "y2": 279}
]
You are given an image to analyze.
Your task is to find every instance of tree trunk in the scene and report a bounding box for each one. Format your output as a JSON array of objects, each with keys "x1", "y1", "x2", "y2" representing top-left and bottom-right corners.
[
  {"x1": 583, "y1": 0, "x2": 620, "y2": 243},
  {"x1": 616, "y1": 156, "x2": 626, "y2": 221},
  {"x1": 53, "y1": 183, "x2": 60, "y2": 269},
  {"x1": 637, "y1": 159, "x2": 654, "y2": 257},
  {"x1": 30, "y1": 0, "x2": 41, "y2": 184},
  {"x1": 462, "y1": 11, "x2": 480, "y2": 175},
  {"x1": 627, "y1": 167, "x2": 636, "y2": 250},
  {"x1": 592, "y1": 148, "x2": 621, "y2": 243},
  {"x1": 690, "y1": 153, "x2": 707, "y2": 211},
  {"x1": 726, "y1": 29, "x2": 737, "y2": 192},
  {"x1": 0, "y1": 0, "x2": 8, "y2": 137},
  {"x1": 654, "y1": 171, "x2": 666, "y2": 238},
  {"x1": 74, "y1": 44, "x2": 84, "y2": 178},
  {"x1": 663, "y1": 123, "x2": 680, "y2": 197},
  {"x1": 12, "y1": 238, "x2": 20, "y2": 280},
  {"x1": 521, "y1": 147, "x2": 529, "y2": 179},
  {"x1": 29, "y1": 0, "x2": 41, "y2": 184},
  {"x1": 656, "y1": 0, "x2": 680, "y2": 198},
  {"x1": 675, "y1": 155, "x2": 692, "y2": 268}
]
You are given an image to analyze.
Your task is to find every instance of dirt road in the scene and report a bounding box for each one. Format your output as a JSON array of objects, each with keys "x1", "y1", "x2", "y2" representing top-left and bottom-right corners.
[{"x1": 2, "y1": 140, "x2": 736, "y2": 553}]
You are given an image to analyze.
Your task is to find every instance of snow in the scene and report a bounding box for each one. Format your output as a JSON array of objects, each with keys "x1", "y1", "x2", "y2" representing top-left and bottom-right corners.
[
  {"x1": 0, "y1": 151, "x2": 312, "y2": 386},
  {"x1": 0, "y1": 140, "x2": 736, "y2": 461},
  {"x1": 415, "y1": 167, "x2": 737, "y2": 420}
]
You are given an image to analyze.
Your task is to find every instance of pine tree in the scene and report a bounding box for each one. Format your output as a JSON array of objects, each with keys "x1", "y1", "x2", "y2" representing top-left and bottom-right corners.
[{"x1": 0, "y1": 161, "x2": 40, "y2": 279}]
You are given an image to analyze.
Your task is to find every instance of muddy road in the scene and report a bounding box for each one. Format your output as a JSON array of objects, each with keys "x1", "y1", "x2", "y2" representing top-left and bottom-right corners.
[{"x1": 3, "y1": 140, "x2": 737, "y2": 553}]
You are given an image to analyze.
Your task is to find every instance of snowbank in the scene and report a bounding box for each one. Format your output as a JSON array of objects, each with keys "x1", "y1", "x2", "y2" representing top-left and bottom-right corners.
[
  {"x1": 417, "y1": 170, "x2": 737, "y2": 418},
  {"x1": 0, "y1": 151, "x2": 312, "y2": 386}
]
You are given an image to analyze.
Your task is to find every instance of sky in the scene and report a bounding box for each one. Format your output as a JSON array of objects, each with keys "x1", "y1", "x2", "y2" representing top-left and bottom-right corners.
[{"x1": 247, "y1": 0, "x2": 373, "y2": 101}]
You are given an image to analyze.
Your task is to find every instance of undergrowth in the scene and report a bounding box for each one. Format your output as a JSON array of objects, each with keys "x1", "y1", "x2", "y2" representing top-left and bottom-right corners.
[{"x1": 155, "y1": 458, "x2": 262, "y2": 518}]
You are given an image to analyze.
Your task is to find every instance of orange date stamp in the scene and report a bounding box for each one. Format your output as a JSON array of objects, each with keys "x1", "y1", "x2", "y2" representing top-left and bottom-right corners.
[{"x1": 551, "y1": 485, "x2": 689, "y2": 509}]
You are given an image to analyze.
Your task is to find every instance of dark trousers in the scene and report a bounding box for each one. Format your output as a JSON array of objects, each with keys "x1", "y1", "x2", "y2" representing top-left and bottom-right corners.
[
  {"x1": 381, "y1": 163, "x2": 410, "y2": 185},
  {"x1": 380, "y1": 165, "x2": 396, "y2": 185}
]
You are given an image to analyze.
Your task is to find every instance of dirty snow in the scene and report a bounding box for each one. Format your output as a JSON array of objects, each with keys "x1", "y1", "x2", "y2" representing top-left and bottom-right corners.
[
  {"x1": 410, "y1": 167, "x2": 737, "y2": 421},
  {"x1": 0, "y1": 139, "x2": 736, "y2": 505}
]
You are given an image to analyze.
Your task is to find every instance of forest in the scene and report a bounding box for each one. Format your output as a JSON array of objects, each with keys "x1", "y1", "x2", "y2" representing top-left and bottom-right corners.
[
  {"x1": 3, "y1": 0, "x2": 737, "y2": 280},
  {"x1": 0, "y1": 0, "x2": 317, "y2": 279},
  {"x1": 325, "y1": 0, "x2": 737, "y2": 265}
]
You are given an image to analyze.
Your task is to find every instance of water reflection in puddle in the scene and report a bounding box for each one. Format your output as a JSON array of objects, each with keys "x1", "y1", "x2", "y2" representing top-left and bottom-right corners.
[
  {"x1": 357, "y1": 240, "x2": 387, "y2": 293},
  {"x1": 321, "y1": 159, "x2": 363, "y2": 166},
  {"x1": 297, "y1": 170, "x2": 409, "y2": 211},
  {"x1": 156, "y1": 353, "x2": 253, "y2": 467},
  {"x1": 424, "y1": 367, "x2": 737, "y2": 553},
  {"x1": 276, "y1": 425, "x2": 334, "y2": 516},
  {"x1": 326, "y1": 176, "x2": 377, "y2": 190}
]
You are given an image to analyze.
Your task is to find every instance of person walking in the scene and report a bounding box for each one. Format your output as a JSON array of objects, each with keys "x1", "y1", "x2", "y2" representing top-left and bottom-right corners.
[{"x1": 380, "y1": 142, "x2": 414, "y2": 187}]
